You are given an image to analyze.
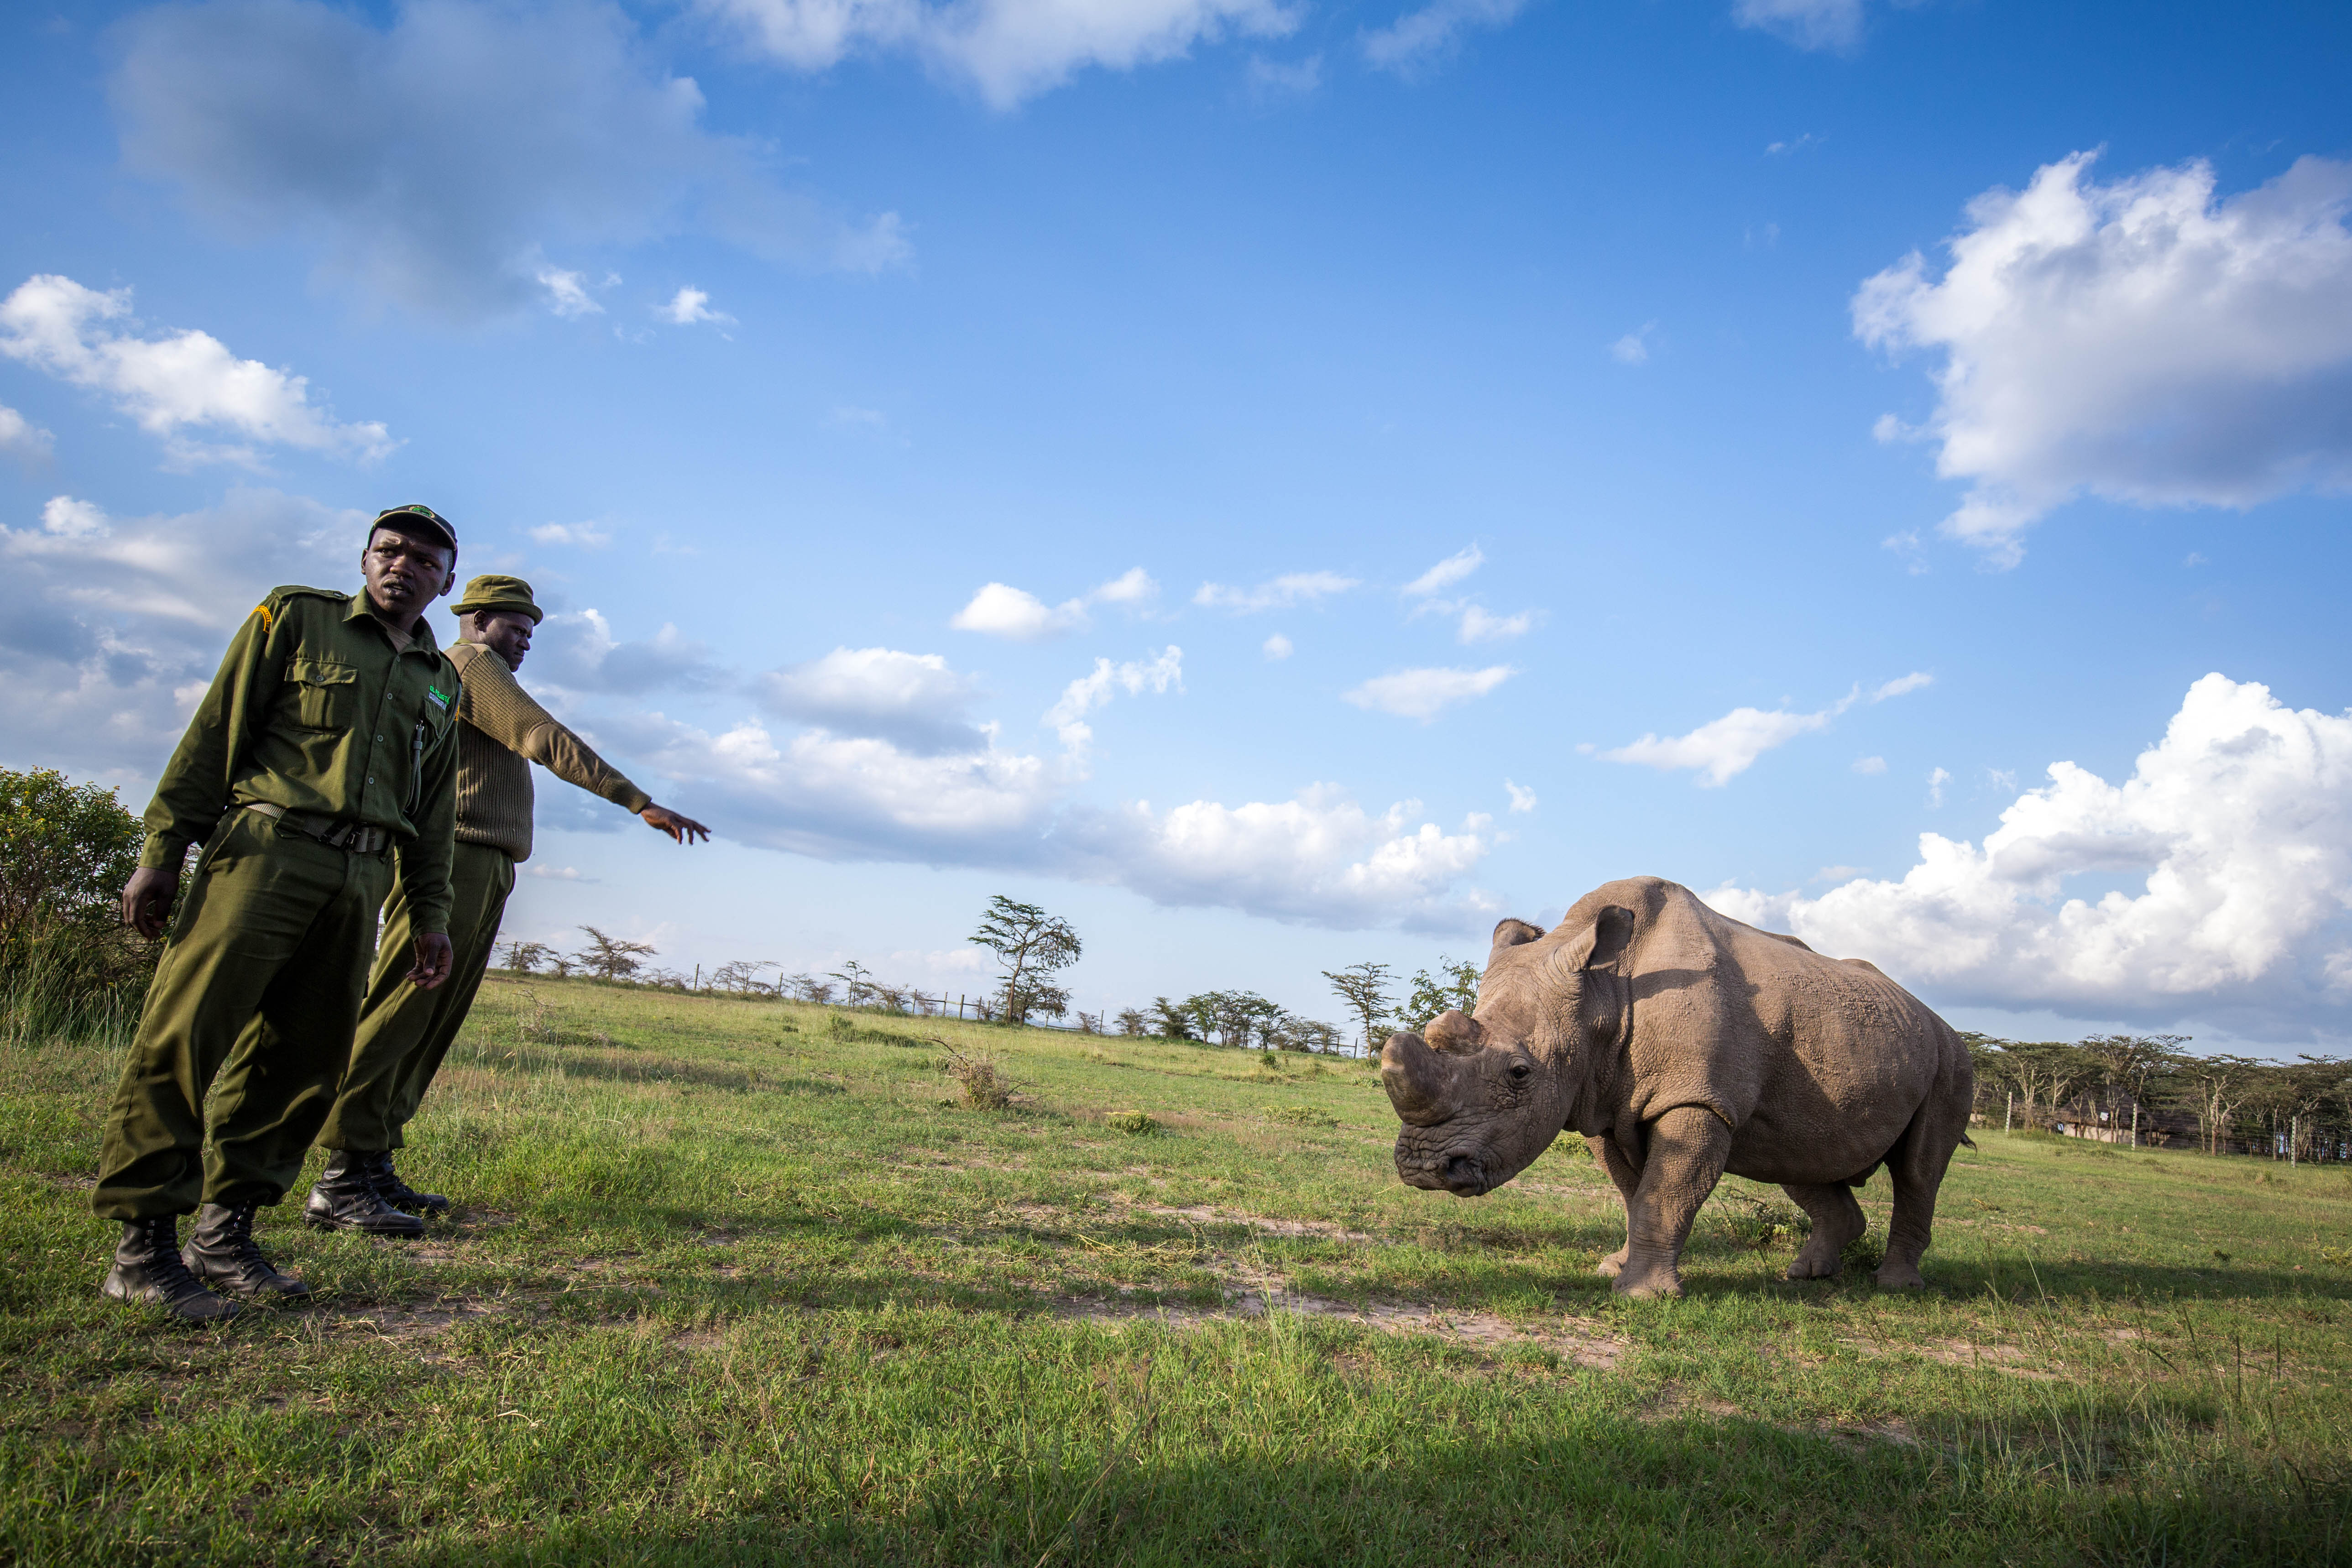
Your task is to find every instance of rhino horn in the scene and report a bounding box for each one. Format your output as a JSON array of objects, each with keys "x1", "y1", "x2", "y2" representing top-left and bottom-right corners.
[{"x1": 1380, "y1": 1031, "x2": 1457, "y2": 1125}]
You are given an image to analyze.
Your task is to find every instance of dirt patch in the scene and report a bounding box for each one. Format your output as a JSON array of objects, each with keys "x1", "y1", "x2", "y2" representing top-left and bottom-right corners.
[
  {"x1": 1840, "y1": 1334, "x2": 2063, "y2": 1381},
  {"x1": 1124, "y1": 1201, "x2": 1381, "y2": 1244},
  {"x1": 1056, "y1": 1284, "x2": 1626, "y2": 1368},
  {"x1": 321, "y1": 1300, "x2": 520, "y2": 1340}
]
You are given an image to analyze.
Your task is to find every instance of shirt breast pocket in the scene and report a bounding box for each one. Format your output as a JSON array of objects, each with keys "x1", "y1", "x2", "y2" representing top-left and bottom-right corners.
[{"x1": 285, "y1": 658, "x2": 360, "y2": 731}]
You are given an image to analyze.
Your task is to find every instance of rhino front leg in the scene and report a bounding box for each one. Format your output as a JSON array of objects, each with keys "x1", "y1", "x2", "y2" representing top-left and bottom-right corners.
[
  {"x1": 1614, "y1": 1106, "x2": 1733, "y2": 1300},
  {"x1": 1781, "y1": 1183, "x2": 1866, "y2": 1280},
  {"x1": 1590, "y1": 1133, "x2": 1643, "y2": 1279}
]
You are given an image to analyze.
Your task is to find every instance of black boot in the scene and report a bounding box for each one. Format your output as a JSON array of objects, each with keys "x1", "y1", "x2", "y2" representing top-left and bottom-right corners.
[
  {"x1": 101, "y1": 1214, "x2": 240, "y2": 1322},
  {"x1": 183, "y1": 1202, "x2": 311, "y2": 1297},
  {"x1": 305, "y1": 1152, "x2": 426, "y2": 1237},
  {"x1": 368, "y1": 1152, "x2": 449, "y2": 1216}
]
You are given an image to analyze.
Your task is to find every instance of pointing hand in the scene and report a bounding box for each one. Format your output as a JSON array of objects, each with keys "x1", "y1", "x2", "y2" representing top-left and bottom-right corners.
[{"x1": 641, "y1": 804, "x2": 711, "y2": 845}]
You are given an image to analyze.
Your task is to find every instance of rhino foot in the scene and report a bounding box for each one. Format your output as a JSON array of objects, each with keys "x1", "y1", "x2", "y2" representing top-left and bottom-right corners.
[
  {"x1": 1872, "y1": 1260, "x2": 1926, "y2": 1290},
  {"x1": 1595, "y1": 1246, "x2": 1629, "y2": 1280},
  {"x1": 1784, "y1": 1251, "x2": 1842, "y2": 1281},
  {"x1": 1611, "y1": 1259, "x2": 1683, "y2": 1300}
]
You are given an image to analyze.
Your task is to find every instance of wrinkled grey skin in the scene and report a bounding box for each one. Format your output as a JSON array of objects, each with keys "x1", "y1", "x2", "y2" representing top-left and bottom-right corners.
[{"x1": 1382, "y1": 876, "x2": 1975, "y2": 1299}]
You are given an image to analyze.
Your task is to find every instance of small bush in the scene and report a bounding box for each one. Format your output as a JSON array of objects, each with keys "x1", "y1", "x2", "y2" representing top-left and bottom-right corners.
[
  {"x1": 929, "y1": 1037, "x2": 1015, "y2": 1110},
  {"x1": 2, "y1": 768, "x2": 159, "y2": 1044},
  {"x1": 1105, "y1": 1110, "x2": 1159, "y2": 1135},
  {"x1": 1269, "y1": 1106, "x2": 1338, "y2": 1129}
]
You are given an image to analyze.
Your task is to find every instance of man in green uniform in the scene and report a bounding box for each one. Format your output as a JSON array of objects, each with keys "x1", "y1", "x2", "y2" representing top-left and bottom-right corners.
[
  {"x1": 307, "y1": 574, "x2": 710, "y2": 1230},
  {"x1": 99, "y1": 506, "x2": 465, "y2": 1321}
]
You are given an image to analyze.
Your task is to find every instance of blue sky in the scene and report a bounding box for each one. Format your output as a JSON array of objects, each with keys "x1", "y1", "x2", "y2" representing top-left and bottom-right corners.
[{"x1": 4, "y1": 0, "x2": 2349, "y2": 1050}]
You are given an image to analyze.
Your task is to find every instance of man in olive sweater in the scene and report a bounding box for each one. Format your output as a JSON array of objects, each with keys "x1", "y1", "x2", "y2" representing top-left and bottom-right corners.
[{"x1": 308, "y1": 575, "x2": 710, "y2": 1232}]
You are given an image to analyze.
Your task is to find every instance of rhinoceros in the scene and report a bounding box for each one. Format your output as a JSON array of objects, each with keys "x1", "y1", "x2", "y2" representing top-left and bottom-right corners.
[{"x1": 1381, "y1": 876, "x2": 1974, "y2": 1298}]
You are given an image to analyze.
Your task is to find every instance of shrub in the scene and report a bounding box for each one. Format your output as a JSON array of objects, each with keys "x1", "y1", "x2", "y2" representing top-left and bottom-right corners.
[
  {"x1": 1, "y1": 768, "x2": 157, "y2": 1043},
  {"x1": 1105, "y1": 1110, "x2": 1159, "y2": 1135}
]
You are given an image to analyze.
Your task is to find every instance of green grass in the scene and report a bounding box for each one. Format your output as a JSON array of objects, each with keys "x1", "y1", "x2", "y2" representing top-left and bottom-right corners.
[{"x1": 3, "y1": 976, "x2": 2348, "y2": 1565}]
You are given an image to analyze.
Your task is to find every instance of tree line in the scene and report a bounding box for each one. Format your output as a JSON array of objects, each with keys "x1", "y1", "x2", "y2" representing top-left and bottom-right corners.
[{"x1": 1966, "y1": 1033, "x2": 2352, "y2": 1162}]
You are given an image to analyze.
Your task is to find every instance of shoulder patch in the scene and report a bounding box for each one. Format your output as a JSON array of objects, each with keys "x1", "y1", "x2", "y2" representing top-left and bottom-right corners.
[{"x1": 252, "y1": 603, "x2": 274, "y2": 633}]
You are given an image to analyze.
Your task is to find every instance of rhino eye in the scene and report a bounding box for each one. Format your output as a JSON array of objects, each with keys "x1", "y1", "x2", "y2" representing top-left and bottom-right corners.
[{"x1": 1508, "y1": 1061, "x2": 1532, "y2": 1081}]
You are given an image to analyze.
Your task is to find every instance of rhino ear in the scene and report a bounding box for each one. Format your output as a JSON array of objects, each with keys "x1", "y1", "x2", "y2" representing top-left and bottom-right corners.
[
  {"x1": 1488, "y1": 917, "x2": 1545, "y2": 966},
  {"x1": 1554, "y1": 905, "x2": 1635, "y2": 973}
]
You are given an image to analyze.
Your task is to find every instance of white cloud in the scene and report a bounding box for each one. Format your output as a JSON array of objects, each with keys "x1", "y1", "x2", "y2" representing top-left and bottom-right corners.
[
  {"x1": 1765, "y1": 133, "x2": 1822, "y2": 157},
  {"x1": 1504, "y1": 778, "x2": 1536, "y2": 813},
  {"x1": 1603, "y1": 674, "x2": 1933, "y2": 786},
  {"x1": 527, "y1": 863, "x2": 595, "y2": 882},
  {"x1": 1343, "y1": 664, "x2": 1515, "y2": 722},
  {"x1": 951, "y1": 581, "x2": 1091, "y2": 641},
  {"x1": 701, "y1": 0, "x2": 1297, "y2": 109},
  {"x1": 0, "y1": 487, "x2": 365, "y2": 773},
  {"x1": 1402, "y1": 545, "x2": 1482, "y2": 597},
  {"x1": 535, "y1": 265, "x2": 605, "y2": 318},
  {"x1": 592, "y1": 710, "x2": 1501, "y2": 930},
  {"x1": 951, "y1": 568, "x2": 1159, "y2": 640},
  {"x1": 1361, "y1": 0, "x2": 1526, "y2": 74},
  {"x1": 1703, "y1": 675, "x2": 2352, "y2": 1040},
  {"x1": 759, "y1": 646, "x2": 987, "y2": 753},
  {"x1": 1734, "y1": 0, "x2": 1864, "y2": 52},
  {"x1": 0, "y1": 275, "x2": 394, "y2": 467},
  {"x1": 1245, "y1": 52, "x2": 1321, "y2": 96},
  {"x1": 1609, "y1": 324, "x2": 1654, "y2": 366},
  {"x1": 1043, "y1": 646, "x2": 1183, "y2": 752},
  {"x1": 1855, "y1": 152, "x2": 2352, "y2": 566},
  {"x1": 657, "y1": 286, "x2": 736, "y2": 327},
  {"x1": 1457, "y1": 605, "x2": 1536, "y2": 643},
  {"x1": 110, "y1": 0, "x2": 907, "y2": 323},
  {"x1": 529, "y1": 609, "x2": 719, "y2": 695},
  {"x1": 1194, "y1": 570, "x2": 1360, "y2": 613},
  {"x1": 529, "y1": 521, "x2": 612, "y2": 548},
  {"x1": 1602, "y1": 703, "x2": 1836, "y2": 787},
  {"x1": 1813, "y1": 864, "x2": 1866, "y2": 882},
  {"x1": 0, "y1": 405, "x2": 53, "y2": 463},
  {"x1": 1089, "y1": 566, "x2": 1158, "y2": 604},
  {"x1": 1870, "y1": 670, "x2": 1933, "y2": 701},
  {"x1": 1927, "y1": 765, "x2": 1951, "y2": 807},
  {"x1": 1853, "y1": 755, "x2": 1887, "y2": 775},
  {"x1": 1262, "y1": 633, "x2": 1293, "y2": 660}
]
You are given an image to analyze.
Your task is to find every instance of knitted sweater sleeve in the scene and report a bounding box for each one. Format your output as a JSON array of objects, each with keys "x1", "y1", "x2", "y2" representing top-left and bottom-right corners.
[{"x1": 452, "y1": 644, "x2": 654, "y2": 814}]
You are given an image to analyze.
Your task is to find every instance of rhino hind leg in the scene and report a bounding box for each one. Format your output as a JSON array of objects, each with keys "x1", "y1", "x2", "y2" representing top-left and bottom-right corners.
[
  {"x1": 1589, "y1": 1133, "x2": 1644, "y2": 1279},
  {"x1": 1613, "y1": 1106, "x2": 1733, "y2": 1300},
  {"x1": 1873, "y1": 1067, "x2": 1973, "y2": 1290},
  {"x1": 1781, "y1": 1183, "x2": 1866, "y2": 1280}
]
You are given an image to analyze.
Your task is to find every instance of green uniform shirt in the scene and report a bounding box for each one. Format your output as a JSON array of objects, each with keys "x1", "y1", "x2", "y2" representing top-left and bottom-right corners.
[{"x1": 137, "y1": 585, "x2": 465, "y2": 935}]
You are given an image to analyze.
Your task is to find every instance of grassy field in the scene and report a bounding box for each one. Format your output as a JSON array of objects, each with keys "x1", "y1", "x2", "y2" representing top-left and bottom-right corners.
[{"x1": 2, "y1": 976, "x2": 2348, "y2": 1566}]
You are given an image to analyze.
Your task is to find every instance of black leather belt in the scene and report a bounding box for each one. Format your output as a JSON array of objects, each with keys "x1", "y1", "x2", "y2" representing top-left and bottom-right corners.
[{"x1": 243, "y1": 802, "x2": 392, "y2": 855}]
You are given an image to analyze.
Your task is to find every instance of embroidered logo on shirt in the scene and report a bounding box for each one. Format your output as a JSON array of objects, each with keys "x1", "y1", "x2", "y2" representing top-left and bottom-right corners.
[{"x1": 425, "y1": 685, "x2": 452, "y2": 711}]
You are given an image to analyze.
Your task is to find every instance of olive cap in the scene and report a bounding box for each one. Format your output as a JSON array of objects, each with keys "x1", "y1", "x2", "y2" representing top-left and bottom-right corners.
[
  {"x1": 450, "y1": 573, "x2": 543, "y2": 625},
  {"x1": 372, "y1": 503, "x2": 459, "y2": 554}
]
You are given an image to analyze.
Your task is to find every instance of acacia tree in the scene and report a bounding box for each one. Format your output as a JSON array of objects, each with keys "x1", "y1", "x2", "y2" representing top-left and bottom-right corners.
[
  {"x1": 1404, "y1": 957, "x2": 1481, "y2": 1032},
  {"x1": 1322, "y1": 962, "x2": 1396, "y2": 1056},
  {"x1": 2078, "y1": 1034, "x2": 2187, "y2": 1146},
  {"x1": 2172, "y1": 1054, "x2": 2263, "y2": 1154},
  {"x1": 2002, "y1": 1040, "x2": 2095, "y2": 1131},
  {"x1": 499, "y1": 939, "x2": 556, "y2": 974},
  {"x1": 1150, "y1": 997, "x2": 1195, "y2": 1040},
  {"x1": 969, "y1": 895, "x2": 1082, "y2": 1025},
  {"x1": 574, "y1": 925, "x2": 656, "y2": 981}
]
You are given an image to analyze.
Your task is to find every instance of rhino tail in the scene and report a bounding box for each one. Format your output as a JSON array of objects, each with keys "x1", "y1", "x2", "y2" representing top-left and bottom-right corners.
[{"x1": 1960, "y1": 1131, "x2": 1978, "y2": 1150}]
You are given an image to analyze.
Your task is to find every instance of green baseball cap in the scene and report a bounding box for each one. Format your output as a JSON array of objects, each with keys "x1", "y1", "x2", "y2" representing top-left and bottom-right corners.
[
  {"x1": 372, "y1": 503, "x2": 459, "y2": 554},
  {"x1": 450, "y1": 573, "x2": 544, "y2": 625}
]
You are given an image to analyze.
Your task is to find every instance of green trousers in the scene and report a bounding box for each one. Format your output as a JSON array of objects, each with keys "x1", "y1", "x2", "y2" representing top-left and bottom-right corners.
[
  {"x1": 316, "y1": 841, "x2": 513, "y2": 1153},
  {"x1": 93, "y1": 810, "x2": 395, "y2": 1220}
]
